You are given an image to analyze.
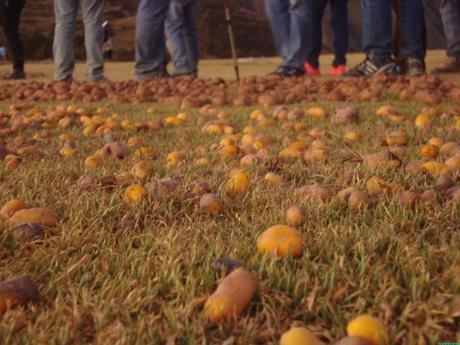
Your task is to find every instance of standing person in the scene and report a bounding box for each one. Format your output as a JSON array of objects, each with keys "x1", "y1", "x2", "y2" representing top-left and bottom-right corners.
[
  {"x1": 0, "y1": 0, "x2": 26, "y2": 80},
  {"x1": 165, "y1": 0, "x2": 199, "y2": 78},
  {"x1": 102, "y1": 20, "x2": 114, "y2": 60},
  {"x1": 135, "y1": 0, "x2": 170, "y2": 80},
  {"x1": 305, "y1": 0, "x2": 349, "y2": 76},
  {"x1": 53, "y1": 0, "x2": 105, "y2": 82},
  {"x1": 343, "y1": 0, "x2": 426, "y2": 77},
  {"x1": 266, "y1": 0, "x2": 310, "y2": 77},
  {"x1": 432, "y1": 0, "x2": 460, "y2": 73}
]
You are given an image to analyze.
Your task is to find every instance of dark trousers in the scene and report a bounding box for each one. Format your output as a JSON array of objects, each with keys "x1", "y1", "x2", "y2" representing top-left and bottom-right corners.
[
  {"x1": 306, "y1": 0, "x2": 348, "y2": 68},
  {"x1": 0, "y1": 0, "x2": 26, "y2": 72}
]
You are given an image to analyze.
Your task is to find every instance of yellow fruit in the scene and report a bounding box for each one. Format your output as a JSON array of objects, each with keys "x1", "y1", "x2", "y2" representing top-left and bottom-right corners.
[
  {"x1": 366, "y1": 177, "x2": 401, "y2": 196},
  {"x1": 344, "y1": 130, "x2": 364, "y2": 142},
  {"x1": 420, "y1": 144, "x2": 439, "y2": 159},
  {"x1": 279, "y1": 146, "x2": 303, "y2": 159},
  {"x1": 250, "y1": 109, "x2": 264, "y2": 120},
  {"x1": 218, "y1": 145, "x2": 239, "y2": 160},
  {"x1": 427, "y1": 137, "x2": 444, "y2": 148},
  {"x1": 376, "y1": 105, "x2": 399, "y2": 117},
  {"x1": 167, "y1": 151, "x2": 185, "y2": 166},
  {"x1": 9, "y1": 208, "x2": 59, "y2": 227},
  {"x1": 194, "y1": 157, "x2": 211, "y2": 166},
  {"x1": 84, "y1": 154, "x2": 102, "y2": 169},
  {"x1": 422, "y1": 161, "x2": 450, "y2": 176},
  {"x1": 257, "y1": 225, "x2": 303, "y2": 258},
  {"x1": 385, "y1": 130, "x2": 408, "y2": 146},
  {"x1": 415, "y1": 114, "x2": 431, "y2": 128},
  {"x1": 347, "y1": 315, "x2": 389, "y2": 345},
  {"x1": 445, "y1": 157, "x2": 460, "y2": 170},
  {"x1": 131, "y1": 161, "x2": 152, "y2": 179},
  {"x1": 307, "y1": 107, "x2": 327, "y2": 118},
  {"x1": 280, "y1": 327, "x2": 325, "y2": 345},
  {"x1": 199, "y1": 194, "x2": 224, "y2": 215},
  {"x1": 124, "y1": 185, "x2": 146, "y2": 204},
  {"x1": 226, "y1": 172, "x2": 250, "y2": 195},
  {"x1": 264, "y1": 172, "x2": 285, "y2": 186},
  {"x1": 285, "y1": 206, "x2": 307, "y2": 227},
  {"x1": 59, "y1": 147, "x2": 75, "y2": 158},
  {"x1": 204, "y1": 267, "x2": 257, "y2": 323},
  {"x1": 0, "y1": 199, "x2": 27, "y2": 221}
]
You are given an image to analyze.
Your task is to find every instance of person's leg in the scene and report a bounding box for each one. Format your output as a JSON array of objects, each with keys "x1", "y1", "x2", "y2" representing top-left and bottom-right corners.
[
  {"x1": 165, "y1": 2, "x2": 192, "y2": 76},
  {"x1": 135, "y1": 0, "x2": 170, "y2": 79},
  {"x1": 439, "y1": 0, "x2": 460, "y2": 58},
  {"x1": 398, "y1": 0, "x2": 424, "y2": 60},
  {"x1": 282, "y1": 0, "x2": 310, "y2": 70},
  {"x1": 305, "y1": 0, "x2": 327, "y2": 69},
  {"x1": 361, "y1": 0, "x2": 392, "y2": 60},
  {"x1": 53, "y1": 0, "x2": 78, "y2": 81},
  {"x1": 183, "y1": 0, "x2": 199, "y2": 74},
  {"x1": 330, "y1": 0, "x2": 348, "y2": 67},
  {"x1": 265, "y1": 0, "x2": 290, "y2": 59},
  {"x1": 81, "y1": 0, "x2": 105, "y2": 81},
  {"x1": 432, "y1": 0, "x2": 460, "y2": 73},
  {"x1": 1, "y1": 0, "x2": 26, "y2": 75}
]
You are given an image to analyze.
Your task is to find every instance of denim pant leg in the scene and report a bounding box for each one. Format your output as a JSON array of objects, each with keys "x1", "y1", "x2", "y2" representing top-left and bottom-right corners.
[
  {"x1": 53, "y1": 0, "x2": 78, "y2": 81},
  {"x1": 398, "y1": 0, "x2": 425, "y2": 59},
  {"x1": 165, "y1": 1, "x2": 198, "y2": 75},
  {"x1": 439, "y1": 0, "x2": 460, "y2": 57},
  {"x1": 283, "y1": 0, "x2": 310, "y2": 69},
  {"x1": 135, "y1": 0, "x2": 170, "y2": 78},
  {"x1": 330, "y1": 0, "x2": 349, "y2": 66},
  {"x1": 361, "y1": 0, "x2": 392, "y2": 60},
  {"x1": 81, "y1": 0, "x2": 105, "y2": 81},
  {"x1": 265, "y1": 0, "x2": 290, "y2": 59},
  {"x1": 183, "y1": 0, "x2": 199, "y2": 73},
  {"x1": 306, "y1": 0, "x2": 327, "y2": 68},
  {"x1": 0, "y1": 0, "x2": 26, "y2": 72}
]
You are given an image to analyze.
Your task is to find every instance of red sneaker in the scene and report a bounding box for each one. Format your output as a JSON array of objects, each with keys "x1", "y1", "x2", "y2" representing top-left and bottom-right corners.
[
  {"x1": 330, "y1": 65, "x2": 346, "y2": 75},
  {"x1": 304, "y1": 63, "x2": 321, "y2": 76}
]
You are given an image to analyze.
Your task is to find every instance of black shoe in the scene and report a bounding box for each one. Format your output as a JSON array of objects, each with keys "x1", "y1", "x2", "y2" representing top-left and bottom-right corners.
[
  {"x1": 269, "y1": 65, "x2": 305, "y2": 78},
  {"x1": 400, "y1": 57, "x2": 426, "y2": 77},
  {"x1": 135, "y1": 69, "x2": 170, "y2": 81},
  {"x1": 3, "y1": 70, "x2": 25, "y2": 80},
  {"x1": 342, "y1": 56, "x2": 398, "y2": 77}
]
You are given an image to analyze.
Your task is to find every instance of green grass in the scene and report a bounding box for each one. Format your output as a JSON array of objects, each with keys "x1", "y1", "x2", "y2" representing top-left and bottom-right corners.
[{"x1": 0, "y1": 55, "x2": 459, "y2": 344}]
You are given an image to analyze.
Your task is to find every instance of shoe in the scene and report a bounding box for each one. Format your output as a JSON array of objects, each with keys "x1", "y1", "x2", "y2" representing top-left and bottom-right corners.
[
  {"x1": 135, "y1": 69, "x2": 170, "y2": 81},
  {"x1": 330, "y1": 65, "x2": 346, "y2": 76},
  {"x1": 269, "y1": 65, "x2": 305, "y2": 78},
  {"x1": 304, "y1": 63, "x2": 321, "y2": 76},
  {"x1": 3, "y1": 70, "x2": 25, "y2": 80},
  {"x1": 400, "y1": 57, "x2": 426, "y2": 77},
  {"x1": 432, "y1": 56, "x2": 460, "y2": 74},
  {"x1": 342, "y1": 56, "x2": 398, "y2": 77}
]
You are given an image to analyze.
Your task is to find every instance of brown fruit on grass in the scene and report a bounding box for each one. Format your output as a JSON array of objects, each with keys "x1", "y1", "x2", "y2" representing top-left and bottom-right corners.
[
  {"x1": 0, "y1": 277, "x2": 39, "y2": 315},
  {"x1": 308, "y1": 183, "x2": 333, "y2": 202},
  {"x1": 257, "y1": 225, "x2": 303, "y2": 258},
  {"x1": 285, "y1": 206, "x2": 307, "y2": 226},
  {"x1": 199, "y1": 193, "x2": 224, "y2": 215},
  {"x1": 0, "y1": 199, "x2": 27, "y2": 221},
  {"x1": 348, "y1": 191, "x2": 369, "y2": 210},
  {"x1": 331, "y1": 106, "x2": 359, "y2": 125},
  {"x1": 399, "y1": 191, "x2": 421, "y2": 208},
  {"x1": 420, "y1": 144, "x2": 439, "y2": 159},
  {"x1": 204, "y1": 267, "x2": 257, "y2": 323},
  {"x1": 9, "y1": 208, "x2": 59, "y2": 227},
  {"x1": 13, "y1": 223, "x2": 45, "y2": 242}
]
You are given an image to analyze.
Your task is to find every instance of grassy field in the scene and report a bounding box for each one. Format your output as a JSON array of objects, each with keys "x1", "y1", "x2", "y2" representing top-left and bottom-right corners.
[{"x1": 0, "y1": 53, "x2": 459, "y2": 345}]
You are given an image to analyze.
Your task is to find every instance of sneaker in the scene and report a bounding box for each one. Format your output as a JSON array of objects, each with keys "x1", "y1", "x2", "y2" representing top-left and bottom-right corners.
[
  {"x1": 269, "y1": 66, "x2": 305, "y2": 78},
  {"x1": 400, "y1": 57, "x2": 426, "y2": 77},
  {"x1": 342, "y1": 56, "x2": 398, "y2": 77},
  {"x1": 330, "y1": 65, "x2": 346, "y2": 76},
  {"x1": 432, "y1": 56, "x2": 460, "y2": 74},
  {"x1": 304, "y1": 63, "x2": 321, "y2": 76},
  {"x1": 3, "y1": 70, "x2": 25, "y2": 80}
]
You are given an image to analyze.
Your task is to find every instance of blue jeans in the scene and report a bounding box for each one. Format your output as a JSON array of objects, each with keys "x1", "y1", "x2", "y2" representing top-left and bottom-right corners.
[
  {"x1": 439, "y1": 0, "x2": 460, "y2": 57},
  {"x1": 265, "y1": 0, "x2": 310, "y2": 69},
  {"x1": 306, "y1": 0, "x2": 348, "y2": 68},
  {"x1": 135, "y1": 0, "x2": 170, "y2": 78},
  {"x1": 165, "y1": 0, "x2": 199, "y2": 76},
  {"x1": 53, "y1": 0, "x2": 104, "y2": 81},
  {"x1": 362, "y1": 0, "x2": 424, "y2": 60}
]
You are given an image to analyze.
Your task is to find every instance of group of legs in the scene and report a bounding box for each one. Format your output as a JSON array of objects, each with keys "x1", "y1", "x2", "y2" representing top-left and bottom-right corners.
[
  {"x1": 266, "y1": 0, "x2": 460, "y2": 78},
  {"x1": 0, "y1": 0, "x2": 459, "y2": 80}
]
